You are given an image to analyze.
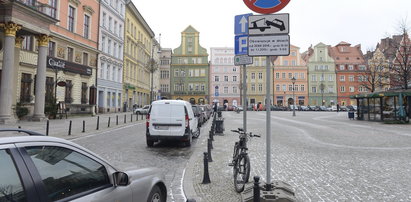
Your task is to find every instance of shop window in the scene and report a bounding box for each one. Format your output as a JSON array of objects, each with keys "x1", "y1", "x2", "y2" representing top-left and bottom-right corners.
[
  {"x1": 20, "y1": 73, "x2": 32, "y2": 103},
  {"x1": 65, "y1": 80, "x2": 73, "y2": 103},
  {"x1": 45, "y1": 77, "x2": 54, "y2": 101},
  {"x1": 81, "y1": 82, "x2": 88, "y2": 104}
]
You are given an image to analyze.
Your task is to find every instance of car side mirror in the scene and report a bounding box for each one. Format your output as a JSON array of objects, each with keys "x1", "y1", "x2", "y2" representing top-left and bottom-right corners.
[{"x1": 113, "y1": 171, "x2": 129, "y2": 186}]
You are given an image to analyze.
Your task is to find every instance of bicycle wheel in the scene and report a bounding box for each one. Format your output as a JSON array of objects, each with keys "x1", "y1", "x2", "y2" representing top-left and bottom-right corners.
[{"x1": 233, "y1": 154, "x2": 250, "y2": 193}]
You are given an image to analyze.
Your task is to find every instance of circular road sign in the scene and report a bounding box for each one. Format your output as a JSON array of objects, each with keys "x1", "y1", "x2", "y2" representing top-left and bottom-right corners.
[{"x1": 243, "y1": 0, "x2": 290, "y2": 14}]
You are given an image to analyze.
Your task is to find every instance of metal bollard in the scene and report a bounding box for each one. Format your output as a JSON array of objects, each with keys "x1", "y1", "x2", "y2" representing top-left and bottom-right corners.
[
  {"x1": 96, "y1": 116, "x2": 100, "y2": 130},
  {"x1": 116, "y1": 115, "x2": 119, "y2": 125},
  {"x1": 136, "y1": 113, "x2": 139, "y2": 121},
  {"x1": 124, "y1": 114, "x2": 126, "y2": 123},
  {"x1": 253, "y1": 176, "x2": 261, "y2": 202},
  {"x1": 131, "y1": 114, "x2": 133, "y2": 122},
  {"x1": 82, "y1": 120, "x2": 85, "y2": 133},
  {"x1": 68, "y1": 120, "x2": 72, "y2": 135},
  {"x1": 108, "y1": 117, "x2": 111, "y2": 127},
  {"x1": 207, "y1": 139, "x2": 213, "y2": 162},
  {"x1": 202, "y1": 152, "x2": 211, "y2": 184},
  {"x1": 46, "y1": 120, "x2": 49, "y2": 136},
  {"x1": 209, "y1": 130, "x2": 214, "y2": 141},
  {"x1": 208, "y1": 136, "x2": 213, "y2": 149}
]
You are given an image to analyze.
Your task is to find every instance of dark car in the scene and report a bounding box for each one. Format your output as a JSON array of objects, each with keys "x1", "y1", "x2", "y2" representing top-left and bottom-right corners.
[{"x1": 192, "y1": 105, "x2": 205, "y2": 126}]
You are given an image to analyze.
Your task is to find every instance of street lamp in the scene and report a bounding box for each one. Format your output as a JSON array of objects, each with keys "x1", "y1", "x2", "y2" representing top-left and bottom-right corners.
[
  {"x1": 291, "y1": 77, "x2": 296, "y2": 116},
  {"x1": 320, "y1": 82, "x2": 325, "y2": 106},
  {"x1": 148, "y1": 43, "x2": 160, "y2": 104}
]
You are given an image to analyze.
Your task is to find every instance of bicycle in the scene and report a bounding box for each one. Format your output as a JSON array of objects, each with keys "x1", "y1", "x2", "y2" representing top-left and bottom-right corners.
[{"x1": 228, "y1": 128, "x2": 260, "y2": 193}]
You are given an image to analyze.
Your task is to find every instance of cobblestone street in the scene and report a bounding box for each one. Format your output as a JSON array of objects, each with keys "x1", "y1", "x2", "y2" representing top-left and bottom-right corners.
[{"x1": 185, "y1": 111, "x2": 411, "y2": 201}]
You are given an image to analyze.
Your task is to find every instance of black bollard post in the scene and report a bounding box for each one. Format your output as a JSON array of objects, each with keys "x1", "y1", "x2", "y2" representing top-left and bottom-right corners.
[
  {"x1": 202, "y1": 152, "x2": 211, "y2": 184},
  {"x1": 108, "y1": 117, "x2": 111, "y2": 127},
  {"x1": 131, "y1": 114, "x2": 133, "y2": 122},
  {"x1": 68, "y1": 120, "x2": 72, "y2": 135},
  {"x1": 207, "y1": 139, "x2": 213, "y2": 163},
  {"x1": 253, "y1": 176, "x2": 261, "y2": 202},
  {"x1": 116, "y1": 115, "x2": 119, "y2": 125},
  {"x1": 124, "y1": 114, "x2": 126, "y2": 123},
  {"x1": 208, "y1": 136, "x2": 213, "y2": 149},
  {"x1": 96, "y1": 116, "x2": 100, "y2": 130},
  {"x1": 209, "y1": 130, "x2": 214, "y2": 141},
  {"x1": 82, "y1": 120, "x2": 85, "y2": 133},
  {"x1": 136, "y1": 113, "x2": 139, "y2": 121},
  {"x1": 46, "y1": 120, "x2": 49, "y2": 136}
]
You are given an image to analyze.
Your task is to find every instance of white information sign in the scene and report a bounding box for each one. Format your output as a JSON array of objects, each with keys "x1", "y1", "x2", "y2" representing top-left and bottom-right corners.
[
  {"x1": 248, "y1": 35, "x2": 290, "y2": 56},
  {"x1": 248, "y1": 14, "x2": 289, "y2": 35},
  {"x1": 234, "y1": 55, "x2": 253, "y2": 66}
]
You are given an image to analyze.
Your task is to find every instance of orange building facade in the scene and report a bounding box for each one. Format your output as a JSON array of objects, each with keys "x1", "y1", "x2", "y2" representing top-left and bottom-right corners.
[{"x1": 273, "y1": 45, "x2": 308, "y2": 106}]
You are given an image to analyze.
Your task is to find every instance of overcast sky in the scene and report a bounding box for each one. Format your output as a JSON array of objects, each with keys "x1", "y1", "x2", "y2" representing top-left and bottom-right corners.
[{"x1": 134, "y1": 0, "x2": 410, "y2": 53}]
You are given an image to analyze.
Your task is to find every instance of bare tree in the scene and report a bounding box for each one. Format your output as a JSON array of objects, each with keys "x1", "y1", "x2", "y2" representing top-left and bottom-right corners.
[
  {"x1": 389, "y1": 18, "x2": 411, "y2": 89},
  {"x1": 361, "y1": 48, "x2": 391, "y2": 92}
]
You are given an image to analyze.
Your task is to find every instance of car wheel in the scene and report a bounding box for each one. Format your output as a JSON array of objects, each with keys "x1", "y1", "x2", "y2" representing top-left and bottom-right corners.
[
  {"x1": 147, "y1": 185, "x2": 165, "y2": 202},
  {"x1": 193, "y1": 127, "x2": 200, "y2": 138},
  {"x1": 146, "y1": 138, "x2": 154, "y2": 147}
]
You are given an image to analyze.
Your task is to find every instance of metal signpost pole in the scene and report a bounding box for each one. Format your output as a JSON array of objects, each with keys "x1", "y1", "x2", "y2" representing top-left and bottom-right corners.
[
  {"x1": 265, "y1": 56, "x2": 271, "y2": 188},
  {"x1": 243, "y1": 64, "x2": 247, "y2": 133}
]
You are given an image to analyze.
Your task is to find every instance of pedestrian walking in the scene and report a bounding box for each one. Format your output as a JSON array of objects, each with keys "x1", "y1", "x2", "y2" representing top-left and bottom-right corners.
[{"x1": 337, "y1": 104, "x2": 340, "y2": 113}]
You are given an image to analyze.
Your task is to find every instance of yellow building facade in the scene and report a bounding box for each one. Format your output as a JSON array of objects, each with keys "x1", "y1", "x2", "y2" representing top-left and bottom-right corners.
[{"x1": 124, "y1": 0, "x2": 154, "y2": 109}]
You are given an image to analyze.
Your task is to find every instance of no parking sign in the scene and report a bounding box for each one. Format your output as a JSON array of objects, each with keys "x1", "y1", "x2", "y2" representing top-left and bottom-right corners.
[{"x1": 243, "y1": 0, "x2": 290, "y2": 14}]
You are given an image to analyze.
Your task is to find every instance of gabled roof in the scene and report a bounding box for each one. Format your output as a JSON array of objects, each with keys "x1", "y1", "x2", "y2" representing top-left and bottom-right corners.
[{"x1": 182, "y1": 25, "x2": 199, "y2": 34}]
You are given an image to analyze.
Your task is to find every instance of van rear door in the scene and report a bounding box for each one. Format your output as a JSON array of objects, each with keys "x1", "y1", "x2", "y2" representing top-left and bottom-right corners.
[
  {"x1": 168, "y1": 104, "x2": 185, "y2": 137},
  {"x1": 150, "y1": 103, "x2": 172, "y2": 136}
]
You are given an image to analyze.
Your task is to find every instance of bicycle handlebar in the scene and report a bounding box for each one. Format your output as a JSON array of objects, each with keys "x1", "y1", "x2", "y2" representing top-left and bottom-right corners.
[{"x1": 231, "y1": 129, "x2": 261, "y2": 138}]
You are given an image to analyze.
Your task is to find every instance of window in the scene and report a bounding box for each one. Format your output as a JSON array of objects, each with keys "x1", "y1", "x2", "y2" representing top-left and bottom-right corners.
[
  {"x1": 0, "y1": 149, "x2": 27, "y2": 201},
  {"x1": 233, "y1": 76, "x2": 237, "y2": 82},
  {"x1": 20, "y1": 73, "x2": 32, "y2": 103},
  {"x1": 108, "y1": 17, "x2": 112, "y2": 31},
  {"x1": 349, "y1": 86, "x2": 355, "y2": 92},
  {"x1": 348, "y1": 65, "x2": 354, "y2": 70},
  {"x1": 339, "y1": 65, "x2": 345, "y2": 70},
  {"x1": 258, "y1": 73, "x2": 263, "y2": 79},
  {"x1": 224, "y1": 76, "x2": 228, "y2": 82},
  {"x1": 292, "y1": 60, "x2": 296, "y2": 66},
  {"x1": 359, "y1": 65, "x2": 366, "y2": 70},
  {"x1": 49, "y1": 0, "x2": 57, "y2": 18},
  {"x1": 251, "y1": 73, "x2": 255, "y2": 79},
  {"x1": 46, "y1": 77, "x2": 54, "y2": 101},
  {"x1": 340, "y1": 86, "x2": 345, "y2": 92},
  {"x1": 83, "y1": 52, "x2": 88, "y2": 66},
  {"x1": 288, "y1": 73, "x2": 292, "y2": 78},
  {"x1": 300, "y1": 73, "x2": 305, "y2": 79},
  {"x1": 294, "y1": 73, "x2": 298, "y2": 79},
  {"x1": 233, "y1": 86, "x2": 237, "y2": 93},
  {"x1": 283, "y1": 60, "x2": 288, "y2": 66},
  {"x1": 282, "y1": 84, "x2": 286, "y2": 91},
  {"x1": 349, "y1": 75, "x2": 354, "y2": 82},
  {"x1": 301, "y1": 85, "x2": 305, "y2": 92},
  {"x1": 48, "y1": 41, "x2": 56, "y2": 57},
  {"x1": 84, "y1": 15, "x2": 90, "y2": 38},
  {"x1": 102, "y1": 12, "x2": 106, "y2": 27},
  {"x1": 65, "y1": 80, "x2": 73, "y2": 103},
  {"x1": 81, "y1": 82, "x2": 88, "y2": 104},
  {"x1": 276, "y1": 73, "x2": 280, "y2": 79},
  {"x1": 114, "y1": 21, "x2": 117, "y2": 35},
  {"x1": 108, "y1": 39, "x2": 111, "y2": 55},
  {"x1": 282, "y1": 73, "x2": 286, "y2": 78},
  {"x1": 224, "y1": 87, "x2": 228, "y2": 94},
  {"x1": 276, "y1": 84, "x2": 280, "y2": 91},
  {"x1": 66, "y1": 48, "x2": 74, "y2": 63},
  {"x1": 312, "y1": 86, "x2": 317, "y2": 93},
  {"x1": 258, "y1": 84, "x2": 263, "y2": 92},
  {"x1": 101, "y1": 36, "x2": 106, "y2": 52},
  {"x1": 288, "y1": 85, "x2": 293, "y2": 91},
  {"x1": 215, "y1": 76, "x2": 219, "y2": 82},
  {"x1": 311, "y1": 75, "x2": 317, "y2": 81},
  {"x1": 328, "y1": 75, "x2": 334, "y2": 81},
  {"x1": 22, "y1": 36, "x2": 34, "y2": 51},
  {"x1": 251, "y1": 84, "x2": 255, "y2": 91},
  {"x1": 68, "y1": 6, "x2": 75, "y2": 32},
  {"x1": 340, "y1": 75, "x2": 345, "y2": 81},
  {"x1": 25, "y1": 146, "x2": 110, "y2": 201}
]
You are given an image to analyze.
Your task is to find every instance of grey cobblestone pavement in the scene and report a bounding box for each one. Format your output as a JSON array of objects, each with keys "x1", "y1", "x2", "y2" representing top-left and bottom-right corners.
[{"x1": 184, "y1": 111, "x2": 411, "y2": 202}]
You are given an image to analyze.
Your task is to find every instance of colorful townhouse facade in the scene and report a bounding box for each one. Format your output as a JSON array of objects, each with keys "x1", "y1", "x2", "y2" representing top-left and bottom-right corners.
[
  {"x1": 306, "y1": 43, "x2": 337, "y2": 106},
  {"x1": 97, "y1": 0, "x2": 125, "y2": 113},
  {"x1": 273, "y1": 45, "x2": 308, "y2": 106},
  {"x1": 245, "y1": 56, "x2": 273, "y2": 107},
  {"x1": 124, "y1": 0, "x2": 156, "y2": 110},
  {"x1": 171, "y1": 25, "x2": 209, "y2": 104},
  {"x1": 329, "y1": 42, "x2": 367, "y2": 106},
  {"x1": 159, "y1": 48, "x2": 172, "y2": 99},
  {"x1": 209, "y1": 47, "x2": 240, "y2": 107}
]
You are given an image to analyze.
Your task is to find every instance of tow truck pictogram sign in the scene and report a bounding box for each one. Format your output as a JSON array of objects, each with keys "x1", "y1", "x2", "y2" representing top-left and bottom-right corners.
[
  {"x1": 248, "y1": 13, "x2": 289, "y2": 35},
  {"x1": 243, "y1": 0, "x2": 290, "y2": 14}
]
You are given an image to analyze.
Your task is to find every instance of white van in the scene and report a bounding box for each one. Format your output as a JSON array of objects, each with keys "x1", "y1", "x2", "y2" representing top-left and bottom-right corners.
[{"x1": 146, "y1": 100, "x2": 200, "y2": 147}]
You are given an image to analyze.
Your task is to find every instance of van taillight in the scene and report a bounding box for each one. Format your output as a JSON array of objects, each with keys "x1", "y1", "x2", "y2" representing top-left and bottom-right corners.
[
  {"x1": 146, "y1": 114, "x2": 150, "y2": 128},
  {"x1": 185, "y1": 114, "x2": 189, "y2": 128}
]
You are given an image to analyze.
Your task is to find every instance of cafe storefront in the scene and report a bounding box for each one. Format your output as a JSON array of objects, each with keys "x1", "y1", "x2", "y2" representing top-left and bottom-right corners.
[{"x1": 351, "y1": 89, "x2": 411, "y2": 122}]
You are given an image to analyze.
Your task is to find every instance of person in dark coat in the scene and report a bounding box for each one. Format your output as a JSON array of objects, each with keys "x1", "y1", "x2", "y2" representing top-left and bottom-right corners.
[{"x1": 337, "y1": 104, "x2": 340, "y2": 112}]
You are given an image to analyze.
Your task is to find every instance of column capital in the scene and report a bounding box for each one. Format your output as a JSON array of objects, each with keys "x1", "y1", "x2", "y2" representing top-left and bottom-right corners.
[
  {"x1": 0, "y1": 22, "x2": 22, "y2": 37},
  {"x1": 15, "y1": 36, "x2": 24, "y2": 48},
  {"x1": 36, "y1": 34, "x2": 52, "y2": 47}
]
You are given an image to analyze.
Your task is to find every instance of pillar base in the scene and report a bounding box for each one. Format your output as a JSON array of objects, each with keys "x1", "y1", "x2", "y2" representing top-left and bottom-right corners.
[
  {"x1": 0, "y1": 115, "x2": 17, "y2": 124},
  {"x1": 31, "y1": 114, "x2": 48, "y2": 122}
]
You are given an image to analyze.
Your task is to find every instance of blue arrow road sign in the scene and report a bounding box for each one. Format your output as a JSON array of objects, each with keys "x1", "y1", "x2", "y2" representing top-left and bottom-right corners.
[
  {"x1": 235, "y1": 35, "x2": 248, "y2": 55},
  {"x1": 235, "y1": 13, "x2": 252, "y2": 36}
]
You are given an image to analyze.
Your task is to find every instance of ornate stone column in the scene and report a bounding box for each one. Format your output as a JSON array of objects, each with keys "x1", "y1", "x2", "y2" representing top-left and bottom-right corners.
[
  {"x1": 0, "y1": 22, "x2": 21, "y2": 124},
  {"x1": 12, "y1": 36, "x2": 24, "y2": 108},
  {"x1": 32, "y1": 34, "x2": 51, "y2": 121}
]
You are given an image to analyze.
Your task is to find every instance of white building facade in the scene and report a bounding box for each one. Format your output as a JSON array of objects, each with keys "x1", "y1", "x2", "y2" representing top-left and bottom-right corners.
[
  {"x1": 209, "y1": 47, "x2": 241, "y2": 107},
  {"x1": 97, "y1": 0, "x2": 125, "y2": 113}
]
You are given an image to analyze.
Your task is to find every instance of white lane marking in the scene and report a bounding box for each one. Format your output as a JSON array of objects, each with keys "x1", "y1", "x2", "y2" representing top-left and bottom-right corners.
[{"x1": 71, "y1": 122, "x2": 144, "y2": 141}]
